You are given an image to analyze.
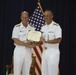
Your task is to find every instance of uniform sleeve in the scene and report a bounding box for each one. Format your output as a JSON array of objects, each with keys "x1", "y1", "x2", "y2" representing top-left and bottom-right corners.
[
  {"x1": 12, "y1": 26, "x2": 19, "y2": 39},
  {"x1": 41, "y1": 26, "x2": 44, "y2": 32},
  {"x1": 54, "y1": 25, "x2": 62, "y2": 39}
]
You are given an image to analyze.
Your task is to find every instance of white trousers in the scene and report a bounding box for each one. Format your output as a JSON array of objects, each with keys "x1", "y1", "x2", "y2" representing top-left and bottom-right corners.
[
  {"x1": 14, "y1": 47, "x2": 32, "y2": 75},
  {"x1": 42, "y1": 48, "x2": 60, "y2": 75}
]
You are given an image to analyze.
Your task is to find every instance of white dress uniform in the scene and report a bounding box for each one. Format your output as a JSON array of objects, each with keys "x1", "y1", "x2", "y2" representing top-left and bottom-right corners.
[
  {"x1": 12, "y1": 22, "x2": 35, "y2": 75},
  {"x1": 41, "y1": 21, "x2": 62, "y2": 75}
]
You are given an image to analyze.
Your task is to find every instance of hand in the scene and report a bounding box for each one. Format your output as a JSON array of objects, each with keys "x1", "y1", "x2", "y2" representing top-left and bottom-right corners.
[
  {"x1": 40, "y1": 36, "x2": 45, "y2": 43},
  {"x1": 28, "y1": 40, "x2": 33, "y2": 43},
  {"x1": 25, "y1": 42, "x2": 36, "y2": 48}
]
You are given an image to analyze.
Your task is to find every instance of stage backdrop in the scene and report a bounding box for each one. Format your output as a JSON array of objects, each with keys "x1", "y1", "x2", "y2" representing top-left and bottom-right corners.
[{"x1": 0, "y1": 0, "x2": 76, "y2": 75}]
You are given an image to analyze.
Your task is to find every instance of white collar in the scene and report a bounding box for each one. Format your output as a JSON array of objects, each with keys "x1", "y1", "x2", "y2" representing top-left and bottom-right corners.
[
  {"x1": 46, "y1": 20, "x2": 54, "y2": 28},
  {"x1": 20, "y1": 22, "x2": 30, "y2": 28}
]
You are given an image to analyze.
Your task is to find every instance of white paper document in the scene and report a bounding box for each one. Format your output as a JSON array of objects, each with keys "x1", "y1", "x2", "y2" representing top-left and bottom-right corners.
[{"x1": 27, "y1": 30, "x2": 42, "y2": 42}]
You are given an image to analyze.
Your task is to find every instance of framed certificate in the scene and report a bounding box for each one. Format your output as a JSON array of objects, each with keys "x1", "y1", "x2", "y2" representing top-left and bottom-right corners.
[{"x1": 27, "y1": 30, "x2": 42, "y2": 42}]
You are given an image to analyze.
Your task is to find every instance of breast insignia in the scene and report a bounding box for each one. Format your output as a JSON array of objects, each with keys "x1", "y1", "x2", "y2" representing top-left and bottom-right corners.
[{"x1": 15, "y1": 24, "x2": 21, "y2": 27}]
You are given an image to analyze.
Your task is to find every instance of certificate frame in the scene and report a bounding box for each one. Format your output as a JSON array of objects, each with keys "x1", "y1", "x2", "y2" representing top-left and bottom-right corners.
[{"x1": 27, "y1": 30, "x2": 42, "y2": 42}]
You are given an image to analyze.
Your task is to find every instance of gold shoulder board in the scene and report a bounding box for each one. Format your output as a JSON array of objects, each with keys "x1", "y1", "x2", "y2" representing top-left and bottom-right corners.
[
  {"x1": 15, "y1": 24, "x2": 20, "y2": 27},
  {"x1": 53, "y1": 22, "x2": 59, "y2": 26},
  {"x1": 29, "y1": 24, "x2": 34, "y2": 27}
]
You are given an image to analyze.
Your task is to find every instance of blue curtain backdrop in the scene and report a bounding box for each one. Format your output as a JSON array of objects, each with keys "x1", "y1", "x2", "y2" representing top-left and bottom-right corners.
[{"x1": 0, "y1": 0, "x2": 75, "y2": 75}]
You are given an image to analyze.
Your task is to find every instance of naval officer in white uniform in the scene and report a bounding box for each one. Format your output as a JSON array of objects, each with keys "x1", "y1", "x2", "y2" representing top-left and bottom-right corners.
[
  {"x1": 40, "y1": 10, "x2": 62, "y2": 75},
  {"x1": 12, "y1": 11, "x2": 35, "y2": 75}
]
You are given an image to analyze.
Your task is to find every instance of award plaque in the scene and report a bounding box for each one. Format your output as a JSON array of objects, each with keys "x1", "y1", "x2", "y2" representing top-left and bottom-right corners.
[{"x1": 27, "y1": 30, "x2": 42, "y2": 42}]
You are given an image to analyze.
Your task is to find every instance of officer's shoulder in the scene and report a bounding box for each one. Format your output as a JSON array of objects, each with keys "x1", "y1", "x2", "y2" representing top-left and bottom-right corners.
[
  {"x1": 53, "y1": 22, "x2": 59, "y2": 26},
  {"x1": 29, "y1": 24, "x2": 34, "y2": 27},
  {"x1": 15, "y1": 23, "x2": 21, "y2": 27},
  {"x1": 41, "y1": 24, "x2": 46, "y2": 28},
  {"x1": 29, "y1": 24, "x2": 36, "y2": 29}
]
